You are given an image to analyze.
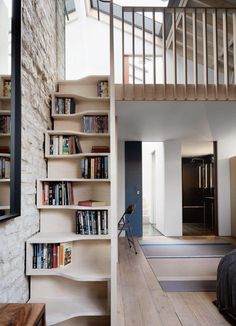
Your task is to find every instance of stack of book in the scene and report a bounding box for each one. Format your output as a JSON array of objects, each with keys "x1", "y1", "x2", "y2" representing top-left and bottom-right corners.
[
  {"x1": 0, "y1": 157, "x2": 10, "y2": 178},
  {"x1": 97, "y1": 81, "x2": 109, "y2": 98},
  {"x1": 3, "y1": 80, "x2": 11, "y2": 97},
  {"x1": 42, "y1": 181, "x2": 74, "y2": 206},
  {"x1": 83, "y1": 115, "x2": 108, "y2": 133},
  {"x1": 75, "y1": 210, "x2": 108, "y2": 235},
  {"x1": 0, "y1": 146, "x2": 10, "y2": 153},
  {"x1": 91, "y1": 146, "x2": 109, "y2": 153},
  {"x1": 49, "y1": 135, "x2": 82, "y2": 155},
  {"x1": 81, "y1": 156, "x2": 108, "y2": 179},
  {"x1": 32, "y1": 242, "x2": 72, "y2": 269},
  {"x1": 54, "y1": 97, "x2": 75, "y2": 114},
  {"x1": 0, "y1": 116, "x2": 11, "y2": 133}
]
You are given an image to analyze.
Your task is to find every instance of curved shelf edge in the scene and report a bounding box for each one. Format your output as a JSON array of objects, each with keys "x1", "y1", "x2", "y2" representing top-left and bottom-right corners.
[
  {"x1": 27, "y1": 269, "x2": 110, "y2": 282},
  {"x1": 52, "y1": 110, "x2": 109, "y2": 120},
  {"x1": 29, "y1": 298, "x2": 109, "y2": 326},
  {"x1": 54, "y1": 92, "x2": 110, "y2": 102}
]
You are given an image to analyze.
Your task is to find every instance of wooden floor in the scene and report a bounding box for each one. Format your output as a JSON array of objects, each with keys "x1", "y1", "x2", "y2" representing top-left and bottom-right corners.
[
  {"x1": 117, "y1": 238, "x2": 230, "y2": 326},
  {"x1": 183, "y1": 223, "x2": 214, "y2": 236}
]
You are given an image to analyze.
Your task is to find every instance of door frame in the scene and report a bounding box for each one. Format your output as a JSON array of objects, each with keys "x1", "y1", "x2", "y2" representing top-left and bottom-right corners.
[{"x1": 213, "y1": 141, "x2": 219, "y2": 236}]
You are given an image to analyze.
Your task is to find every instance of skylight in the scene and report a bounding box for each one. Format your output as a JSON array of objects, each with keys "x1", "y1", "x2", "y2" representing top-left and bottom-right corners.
[
  {"x1": 90, "y1": 0, "x2": 169, "y2": 37},
  {"x1": 65, "y1": 0, "x2": 76, "y2": 14}
]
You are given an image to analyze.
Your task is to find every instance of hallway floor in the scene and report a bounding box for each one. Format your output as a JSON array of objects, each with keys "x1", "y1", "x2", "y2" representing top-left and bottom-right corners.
[
  {"x1": 143, "y1": 223, "x2": 162, "y2": 237},
  {"x1": 117, "y1": 237, "x2": 230, "y2": 326},
  {"x1": 183, "y1": 223, "x2": 214, "y2": 236}
]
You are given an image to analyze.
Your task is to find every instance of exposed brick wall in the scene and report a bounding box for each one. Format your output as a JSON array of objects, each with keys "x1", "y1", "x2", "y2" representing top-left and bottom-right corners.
[{"x1": 0, "y1": 0, "x2": 65, "y2": 302}]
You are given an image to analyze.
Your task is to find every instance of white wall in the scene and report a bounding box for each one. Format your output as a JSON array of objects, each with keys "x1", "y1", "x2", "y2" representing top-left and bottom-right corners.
[
  {"x1": 142, "y1": 141, "x2": 182, "y2": 236},
  {"x1": 164, "y1": 140, "x2": 182, "y2": 236}
]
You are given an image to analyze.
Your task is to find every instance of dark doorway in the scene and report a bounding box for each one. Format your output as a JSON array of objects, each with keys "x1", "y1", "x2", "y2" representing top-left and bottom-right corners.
[
  {"x1": 182, "y1": 142, "x2": 218, "y2": 236},
  {"x1": 125, "y1": 141, "x2": 142, "y2": 237}
]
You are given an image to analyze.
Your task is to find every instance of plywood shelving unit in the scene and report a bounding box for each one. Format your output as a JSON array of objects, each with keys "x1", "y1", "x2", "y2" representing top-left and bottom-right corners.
[
  {"x1": 26, "y1": 76, "x2": 112, "y2": 326},
  {"x1": 0, "y1": 75, "x2": 11, "y2": 215}
]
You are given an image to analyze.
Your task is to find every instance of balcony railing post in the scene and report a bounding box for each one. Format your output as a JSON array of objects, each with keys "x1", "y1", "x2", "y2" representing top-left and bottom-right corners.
[
  {"x1": 233, "y1": 10, "x2": 236, "y2": 85},
  {"x1": 122, "y1": 7, "x2": 125, "y2": 99},
  {"x1": 213, "y1": 9, "x2": 219, "y2": 98},
  {"x1": 173, "y1": 8, "x2": 177, "y2": 99},
  {"x1": 163, "y1": 8, "x2": 166, "y2": 98},
  {"x1": 142, "y1": 8, "x2": 146, "y2": 98},
  {"x1": 203, "y1": 8, "x2": 208, "y2": 99},
  {"x1": 152, "y1": 8, "x2": 156, "y2": 99},
  {"x1": 183, "y1": 8, "x2": 187, "y2": 99},
  {"x1": 223, "y1": 9, "x2": 229, "y2": 99},
  {"x1": 193, "y1": 8, "x2": 198, "y2": 99},
  {"x1": 132, "y1": 9, "x2": 135, "y2": 100}
]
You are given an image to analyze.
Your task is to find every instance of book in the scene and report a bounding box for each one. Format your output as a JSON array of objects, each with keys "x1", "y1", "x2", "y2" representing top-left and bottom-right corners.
[
  {"x1": 0, "y1": 157, "x2": 10, "y2": 179},
  {"x1": 0, "y1": 115, "x2": 11, "y2": 133},
  {"x1": 91, "y1": 146, "x2": 110, "y2": 153},
  {"x1": 59, "y1": 242, "x2": 72, "y2": 267},
  {"x1": 97, "y1": 81, "x2": 109, "y2": 97},
  {"x1": 75, "y1": 210, "x2": 108, "y2": 235},
  {"x1": 3, "y1": 80, "x2": 11, "y2": 97},
  {"x1": 0, "y1": 146, "x2": 10, "y2": 153},
  {"x1": 33, "y1": 243, "x2": 69, "y2": 269},
  {"x1": 83, "y1": 115, "x2": 108, "y2": 133},
  {"x1": 54, "y1": 97, "x2": 75, "y2": 115},
  {"x1": 80, "y1": 156, "x2": 108, "y2": 179},
  {"x1": 78, "y1": 200, "x2": 106, "y2": 207},
  {"x1": 50, "y1": 135, "x2": 82, "y2": 155},
  {"x1": 42, "y1": 181, "x2": 74, "y2": 206}
]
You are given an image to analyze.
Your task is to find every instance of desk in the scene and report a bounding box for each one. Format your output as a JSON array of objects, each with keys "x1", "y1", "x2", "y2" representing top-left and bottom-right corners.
[{"x1": 0, "y1": 303, "x2": 45, "y2": 326}]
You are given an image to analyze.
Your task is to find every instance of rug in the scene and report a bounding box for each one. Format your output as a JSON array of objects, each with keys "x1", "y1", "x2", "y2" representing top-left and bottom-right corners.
[
  {"x1": 140, "y1": 243, "x2": 236, "y2": 259},
  {"x1": 139, "y1": 241, "x2": 236, "y2": 292}
]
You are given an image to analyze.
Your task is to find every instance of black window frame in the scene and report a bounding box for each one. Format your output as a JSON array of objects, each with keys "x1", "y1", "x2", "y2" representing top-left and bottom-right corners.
[{"x1": 0, "y1": 0, "x2": 21, "y2": 222}]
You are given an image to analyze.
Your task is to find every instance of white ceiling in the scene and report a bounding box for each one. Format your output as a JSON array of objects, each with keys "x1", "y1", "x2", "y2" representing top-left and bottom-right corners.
[{"x1": 116, "y1": 101, "x2": 236, "y2": 144}]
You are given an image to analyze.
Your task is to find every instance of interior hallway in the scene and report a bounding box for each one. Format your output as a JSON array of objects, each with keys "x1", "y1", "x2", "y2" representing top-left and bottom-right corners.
[{"x1": 117, "y1": 237, "x2": 230, "y2": 326}]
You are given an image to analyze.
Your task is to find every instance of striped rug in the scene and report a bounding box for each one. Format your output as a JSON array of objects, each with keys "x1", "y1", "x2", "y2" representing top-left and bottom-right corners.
[{"x1": 139, "y1": 240, "x2": 236, "y2": 292}]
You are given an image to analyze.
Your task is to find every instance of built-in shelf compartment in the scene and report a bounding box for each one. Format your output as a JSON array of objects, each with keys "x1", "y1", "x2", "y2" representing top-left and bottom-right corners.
[
  {"x1": 28, "y1": 76, "x2": 112, "y2": 324},
  {"x1": 37, "y1": 180, "x2": 110, "y2": 208},
  {"x1": 29, "y1": 276, "x2": 109, "y2": 325},
  {"x1": 27, "y1": 239, "x2": 110, "y2": 281}
]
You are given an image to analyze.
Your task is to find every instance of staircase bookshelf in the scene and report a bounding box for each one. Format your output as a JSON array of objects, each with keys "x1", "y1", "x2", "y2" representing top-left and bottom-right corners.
[
  {"x1": 27, "y1": 76, "x2": 111, "y2": 326},
  {"x1": 0, "y1": 75, "x2": 11, "y2": 216}
]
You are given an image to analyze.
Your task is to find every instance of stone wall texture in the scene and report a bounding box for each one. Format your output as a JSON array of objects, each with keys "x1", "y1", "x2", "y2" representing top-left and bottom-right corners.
[{"x1": 0, "y1": 0, "x2": 65, "y2": 302}]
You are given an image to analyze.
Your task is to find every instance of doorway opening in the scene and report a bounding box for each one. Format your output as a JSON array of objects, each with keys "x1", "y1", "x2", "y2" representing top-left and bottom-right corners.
[
  {"x1": 142, "y1": 142, "x2": 163, "y2": 237},
  {"x1": 182, "y1": 141, "x2": 218, "y2": 236}
]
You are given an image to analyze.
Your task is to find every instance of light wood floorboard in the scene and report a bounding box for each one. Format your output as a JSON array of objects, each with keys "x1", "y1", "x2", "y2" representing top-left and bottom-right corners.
[{"x1": 118, "y1": 238, "x2": 230, "y2": 326}]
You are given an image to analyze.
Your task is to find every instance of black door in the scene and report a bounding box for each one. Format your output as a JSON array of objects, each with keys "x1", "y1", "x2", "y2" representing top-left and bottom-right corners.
[{"x1": 125, "y1": 141, "x2": 142, "y2": 237}]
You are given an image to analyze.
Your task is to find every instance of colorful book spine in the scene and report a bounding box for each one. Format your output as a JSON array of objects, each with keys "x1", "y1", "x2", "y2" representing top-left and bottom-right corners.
[
  {"x1": 80, "y1": 156, "x2": 108, "y2": 179},
  {"x1": 75, "y1": 210, "x2": 109, "y2": 235},
  {"x1": 49, "y1": 135, "x2": 82, "y2": 155},
  {"x1": 0, "y1": 157, "x2": 10, "y2": 178},
  {"x1": 32, "y1": 243, "x2": 72, "y2": 269},
  {"x1": 83, "y1": 115, "x2": 108, "y2": 133},
  {"x1": 42, "y1": 181, "x2": 74, "y2": 206},
  {"x1": 54, "y1": 97, "x2": 75, "y2": 115}
]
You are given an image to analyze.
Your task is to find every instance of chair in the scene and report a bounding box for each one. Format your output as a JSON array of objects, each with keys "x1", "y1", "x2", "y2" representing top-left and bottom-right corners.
[{"x1": 118, "y1": 204, "x2": 137, "y2": 254}]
